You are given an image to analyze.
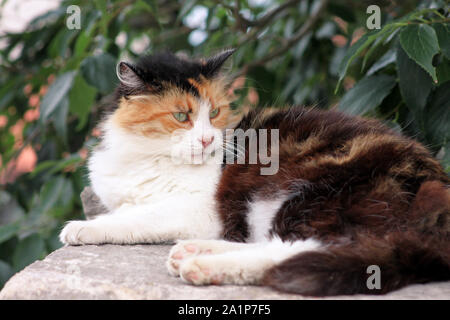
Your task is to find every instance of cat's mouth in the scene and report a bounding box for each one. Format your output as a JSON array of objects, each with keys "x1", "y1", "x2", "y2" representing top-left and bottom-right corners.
[
  {"x1": 188, "y1": 145, "x2": 218, "y2": 163},
  {"x1": 191, "y1": 148, "x2": 209, "y2": 158}
]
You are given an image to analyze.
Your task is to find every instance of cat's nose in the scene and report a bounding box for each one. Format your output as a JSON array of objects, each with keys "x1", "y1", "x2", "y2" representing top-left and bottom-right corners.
[{"x1": 199, "y1": 136, "x2": 214, "y2": 148}]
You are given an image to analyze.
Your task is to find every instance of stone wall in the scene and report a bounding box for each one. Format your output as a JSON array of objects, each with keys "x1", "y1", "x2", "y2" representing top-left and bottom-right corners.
[
  {"x1": 1, "y1": 244, "x2": 449, "y2": 299},
  {"x1": 2, "y1": 187, "x2": 449, "y2": 299}
]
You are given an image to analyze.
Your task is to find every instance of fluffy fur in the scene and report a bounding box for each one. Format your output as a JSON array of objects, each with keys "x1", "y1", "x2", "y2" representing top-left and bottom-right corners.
[
  {"x1": 60, "y1": 50, "x2": 450, "y2": 297},
  {"x1": 212, "y1": 107, "x2": 450, "y2": 296},
  {"x1": 60, "y1": 50, "x2": 238, "y2": 245}
]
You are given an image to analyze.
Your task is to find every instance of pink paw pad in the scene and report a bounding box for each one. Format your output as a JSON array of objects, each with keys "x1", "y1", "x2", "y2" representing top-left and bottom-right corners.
[
  {"x1": 184, "y1": 244, "x2": 198, "y2": 253},
  {"x1": 184, "y1": 271, "x2": 199, "y2": 282},
  {"x1": 172, "y1": 251, "x2": 184, "y2": 260},
  {"x1": 210, "y1": 275, "x2": 224, "y2": 285}
]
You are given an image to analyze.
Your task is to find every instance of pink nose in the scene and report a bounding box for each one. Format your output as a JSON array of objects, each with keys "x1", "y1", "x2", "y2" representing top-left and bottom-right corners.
[{"x1": 200, "y1": 136, "x2": 214, "y2": 148}]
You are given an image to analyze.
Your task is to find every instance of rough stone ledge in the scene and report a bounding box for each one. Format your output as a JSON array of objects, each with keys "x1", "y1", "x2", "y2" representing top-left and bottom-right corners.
[{"x1": 1, "y1": 244, "x2": 449, "y2": 300}]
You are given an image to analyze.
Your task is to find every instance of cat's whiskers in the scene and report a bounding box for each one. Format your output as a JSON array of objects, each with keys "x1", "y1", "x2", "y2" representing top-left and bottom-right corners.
[{"x1": 222, "y1": 141, "x2": 246, "y2": 157}]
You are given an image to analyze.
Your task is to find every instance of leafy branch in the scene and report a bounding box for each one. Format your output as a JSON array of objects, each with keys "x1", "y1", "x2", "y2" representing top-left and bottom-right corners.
[{"x1": 240, "y1": 0, "x2": 328, "y2": 72}]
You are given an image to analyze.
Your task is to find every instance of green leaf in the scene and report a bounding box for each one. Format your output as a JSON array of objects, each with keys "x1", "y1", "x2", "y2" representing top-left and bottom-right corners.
[
  {"x1": 24, "y1": 177, "x2": 75, "y2": 235},
  {"x1": 46, "y1": 228, "x2": 63, "y2": 252},
  {"x1": 39, "y1": 71, "x2": 77, "y2": 122},
  {"x1": 136, "y1": 0, "x2": 157, "y2": 13},
  {"x1": 94, "y1": 0, "x2": 111, "y2": 37},
  {"x1": 433, "y1": 23, "x2": 450, "y2": 60},
  {"x1": 0, "y1": 260, "x2": 13, "y2": 287},
  {"x1": 39, "y1": 176, "x2": 67, "y2": 214},
  {"x1": 0, "y1": 132, "x2": 15, "y2": 162},
  {"x1": 80, "y1": 53, "x2": 117, "y2": 94},
  {"x1": 0, "y1": 80, "x2": 18, "y2": 111},
  {"x1": 74, "y1": 10, "x2": 101, "y2": 58},
  {"x1": 31, "y1": 155, "x2": 82, "y2": 178},
  {"x1": 28, "y1": 7, "x2": 66, "y2": 29},
  {"x1": 367, "y1": 48, "x2": 396, "y2": 75},
  {"x1": 362, "y1": 25, "x2": 397, "y2": 71},
  {"x1": 30, "y1": 161, "x2": 58, "y2": 177},
  {"x1": 74, "y1": 31, "x2": 92, "y2": 58},
  {"x1": 178, "y1": 0, "x2": 196, "y2": 21},
  {"x1": 12, "y1": 234, "x2": 46, "y2": 271},
  {"x1": 94, "y1": 0, "x2": 107, "y2": 13},
  {"x1": 0, "y1": 223, "x2": 20, "y2": 244},
  {"x1": 48, "y1": 29, "x2": 79, "y2": 58},
  {"x1": 336, "y1": 30, "x2": 381, "y2": 92},
  {"x1": 55, "y1": 178, "x2": 75, "y2": 213},
  {"x1": 436, "y1": 58, "x2": 450, "y2": 85},
  {"x1": 316, "y1": 22, "x2": 336, "y2": 39},
  {"x1": 396, "y1": 46, "x2": 432, "y2": 122},
  {"x1": 338, "y1": 75, "x2": 396, "y2": 115},
  {"x1": 69, "y1": 74, "x2": 97, "y2": 130},
  {"x1": 53, "y1": 97, "x2": 69, "y2": 144},
  {"x1": 247, "y1": 66, "x2": 276, "y2": 106},
  {"x1": 437, "y1": 142, "x2": 450, "y2": 173},
  {"x1": 425, "y1": 82, "x2": 450, "y2": 147},
  {"x1": 327, "y1": 2, "x2": 356, "y2": 22},
  {"x1": 144, "y1": 0, "x2": 158, "y2": 12},
  {"x1": 25, "y1": 176, "x2": 67, "y2": 226},
  {"x1": 399, "y1": 24, "x2": 440, "y2": 82},
  {"x1": 0, "y1": 191, "x2": 25, "y2": 226}
]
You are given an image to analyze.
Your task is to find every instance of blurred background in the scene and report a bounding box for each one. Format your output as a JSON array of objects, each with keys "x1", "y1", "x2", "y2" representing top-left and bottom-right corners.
[{"x1": 0, "y1": 0, "x2": 449, "y2": 289}]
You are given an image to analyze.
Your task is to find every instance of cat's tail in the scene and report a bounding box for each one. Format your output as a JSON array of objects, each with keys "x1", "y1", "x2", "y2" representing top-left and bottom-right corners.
[
  {"x1": 263, "y1": 231, "x2": 450, "y2": 296},
  {"x1": 263, "y1": 181, "x2": 450, "y2": 296}
]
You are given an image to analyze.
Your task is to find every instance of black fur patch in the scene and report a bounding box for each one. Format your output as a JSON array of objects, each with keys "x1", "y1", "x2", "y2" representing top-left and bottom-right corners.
[{"x1": 115, "y1": 49, "x2": 234, "y2": 100}]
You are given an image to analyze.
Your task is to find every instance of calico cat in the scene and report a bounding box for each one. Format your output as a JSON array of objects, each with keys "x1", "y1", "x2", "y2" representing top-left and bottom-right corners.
[
  {"x1": 60, "y1": 50, "x2": 238, "y2": 245},
  {"x1": 60, "y1": 50, "x2": 450, "y2": 296}
]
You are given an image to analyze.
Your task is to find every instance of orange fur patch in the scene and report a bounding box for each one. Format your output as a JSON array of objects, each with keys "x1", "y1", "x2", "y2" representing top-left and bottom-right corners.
[{"x1": 112, "y1": 78, "x2": 241, "y2": 136}]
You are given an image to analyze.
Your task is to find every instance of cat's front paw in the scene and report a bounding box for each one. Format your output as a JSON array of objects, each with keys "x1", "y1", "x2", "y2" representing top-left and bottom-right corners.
[
  {"x1": 178, "y1": 251, "x2": 264, "y2": 286},
  {"x1": 179, "y1": 256, "x2": 226, "y2": 285},
  {"x1": 60, "y1": 221, "x2": 106, "y2": 245},
  {"x1": 166, "y1": 240, "x2": 214, "y2": 277}
]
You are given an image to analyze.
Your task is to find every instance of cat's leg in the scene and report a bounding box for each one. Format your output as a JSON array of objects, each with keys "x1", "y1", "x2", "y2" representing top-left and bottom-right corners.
[
  {"x1": 59, "y1": 197, "x2": 222, "y2": 245},
  {"x1": 177, "y1": 238, "x2": 322, "y2": 286},
  {"x1": 167, "y1": 239, "x2": 257, "y2": 276}
]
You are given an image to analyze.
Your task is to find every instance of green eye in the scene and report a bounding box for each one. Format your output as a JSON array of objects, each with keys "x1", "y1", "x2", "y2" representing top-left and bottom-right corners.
[
  {"x1": 209, "y1": 108, "x2": 219, "y2": 119},
  {"x1": 173, "y1": 112, "x2": 189, "y2": 122}
]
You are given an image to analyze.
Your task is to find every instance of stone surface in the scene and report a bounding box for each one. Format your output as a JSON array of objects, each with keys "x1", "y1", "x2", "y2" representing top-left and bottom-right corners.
[
  {"x1": 2, "y1": 188, "x2": 448, "y2": 299},
  {"x1": 1, "y1": 244, "x2": 449, "y2": 300}
]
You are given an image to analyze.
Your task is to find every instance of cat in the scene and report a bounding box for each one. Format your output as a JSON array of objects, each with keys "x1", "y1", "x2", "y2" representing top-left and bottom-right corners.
[
  {"x1": 60, "y1": 50, "x2": 238, "y2": 245},
  {"x1": 60, "y1": 50, "x2": 450, "y2": 296}
]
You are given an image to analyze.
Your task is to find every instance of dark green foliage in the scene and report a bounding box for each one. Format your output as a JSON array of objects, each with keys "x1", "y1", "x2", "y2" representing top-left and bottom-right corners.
[{"x1": 0, "y1": 0, "x2": 449, "y2": 288}]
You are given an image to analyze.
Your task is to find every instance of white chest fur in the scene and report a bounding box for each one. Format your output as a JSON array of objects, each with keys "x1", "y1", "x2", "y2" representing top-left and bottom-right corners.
[
  {"x1": 90, "y1": 150, "x2": 220, "y2": 210},
  {"x1": 88, "y1": 121, "x2": 221, "y2": 211},
  {"x1": 246, "y1": 195, "x2": 287, "y2": 242}
]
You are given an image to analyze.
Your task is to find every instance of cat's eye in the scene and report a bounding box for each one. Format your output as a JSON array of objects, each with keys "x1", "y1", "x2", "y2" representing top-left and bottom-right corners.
[
  {"x1": 173, "y1": 112, "x2": 189, "y2": 122},
  {"x1": 209, "y1": 108, "x2": 220, "y2": 119}
]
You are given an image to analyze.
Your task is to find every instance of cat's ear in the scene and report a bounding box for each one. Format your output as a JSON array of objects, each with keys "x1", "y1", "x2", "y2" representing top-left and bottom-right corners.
[
  {"x1": 116, "y1": 61, "x2": 144, "y2": 88},
  {"x1": 202, "y1": 48, "x2": 235, "y2": 78}
]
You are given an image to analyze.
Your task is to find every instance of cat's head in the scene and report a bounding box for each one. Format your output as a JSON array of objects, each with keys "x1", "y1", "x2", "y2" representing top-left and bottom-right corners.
[{"x1": 108, "y1": 49, "x2": 239, "y2": 163}]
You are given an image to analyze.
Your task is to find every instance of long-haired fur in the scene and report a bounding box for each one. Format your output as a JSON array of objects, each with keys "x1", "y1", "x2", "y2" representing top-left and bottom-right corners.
[{"x1": 216, "y1": 106, "x2": 450, "y2": 296}]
